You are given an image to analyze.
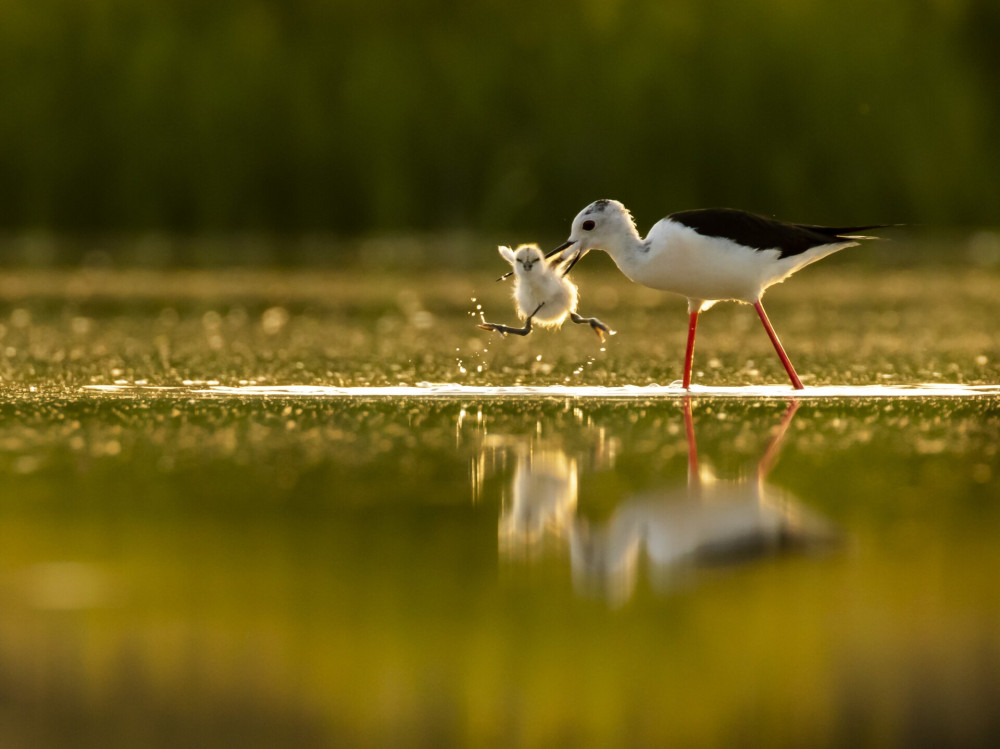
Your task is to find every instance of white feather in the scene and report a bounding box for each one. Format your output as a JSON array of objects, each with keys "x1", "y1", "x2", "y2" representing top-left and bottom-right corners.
[{"x1": 499, "y1": 244, "x2": 579, "y2": 328}]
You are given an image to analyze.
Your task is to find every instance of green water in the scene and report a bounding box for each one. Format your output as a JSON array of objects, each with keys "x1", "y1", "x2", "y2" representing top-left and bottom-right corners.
[{"x1": 0, "y1": 264, "x2": 998, "y2": 747}]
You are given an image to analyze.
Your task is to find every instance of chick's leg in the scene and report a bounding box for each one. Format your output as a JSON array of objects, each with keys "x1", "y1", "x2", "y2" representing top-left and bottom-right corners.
[
  {"x1": 570, "y1": 311, "x2": 615, "y2": 342},
  {"x1": 478, "y1": 303, "x2": 545, "y2": 337}
]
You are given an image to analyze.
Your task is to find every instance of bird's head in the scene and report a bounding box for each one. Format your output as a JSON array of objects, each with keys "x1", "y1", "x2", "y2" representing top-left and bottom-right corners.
[
  {"x1": 556, "y1": 199, "x2": 637, "y2": 269},
  {"x1": 499, "y1": 243, "x2": 545, "y2": 276}
]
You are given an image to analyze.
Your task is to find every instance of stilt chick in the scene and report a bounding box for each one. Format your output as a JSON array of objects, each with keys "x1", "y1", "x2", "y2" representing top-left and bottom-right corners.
[{"x1": 478, "y1": 244, "x2": 614, "y2": 341}]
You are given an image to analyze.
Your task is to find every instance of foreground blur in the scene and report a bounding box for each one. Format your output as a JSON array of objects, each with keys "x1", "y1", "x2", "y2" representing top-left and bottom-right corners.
[{"x1": 0, "y1": 393, "x2": 998, "y2": 747}]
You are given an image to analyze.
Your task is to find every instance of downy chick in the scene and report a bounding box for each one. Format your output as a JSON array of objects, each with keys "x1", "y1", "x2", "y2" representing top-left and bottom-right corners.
[{"x1": 478, "y1": 243, "x2": 614, "y2": 340}]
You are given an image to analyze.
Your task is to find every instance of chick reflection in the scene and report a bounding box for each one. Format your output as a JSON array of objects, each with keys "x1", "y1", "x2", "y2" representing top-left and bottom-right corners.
[
  {"x1": 490, "y1": 400, "x2": 836, "y2": 605},
  {"x1": 498, "y1": 449, "x2": 578, "y2": 560}
]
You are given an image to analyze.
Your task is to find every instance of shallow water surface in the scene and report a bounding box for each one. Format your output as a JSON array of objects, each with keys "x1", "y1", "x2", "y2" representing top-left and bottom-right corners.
[
  {"x1": 0, "y1": 391, "x2": 998, "y2": 747},
  {"x1": 0, "y1": 265, "x2": 998, "y2": 747}
]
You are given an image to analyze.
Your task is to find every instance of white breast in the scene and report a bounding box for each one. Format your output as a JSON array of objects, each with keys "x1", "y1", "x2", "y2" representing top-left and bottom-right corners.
[
  {"x1": 618, "y1": 220, "x2": 853, "y2": 305},
  {"x1": 514, "y1": 271, "x2": 578, "y2": 326}
]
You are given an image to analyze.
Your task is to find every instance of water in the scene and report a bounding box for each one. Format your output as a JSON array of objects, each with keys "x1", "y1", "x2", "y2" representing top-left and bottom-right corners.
[
  {"x1": 87, "y1": 382, "x2": 1000, "y2": 398},
  {"x1": 0, "y1": 263, "x2": 998, "y2": 747}
]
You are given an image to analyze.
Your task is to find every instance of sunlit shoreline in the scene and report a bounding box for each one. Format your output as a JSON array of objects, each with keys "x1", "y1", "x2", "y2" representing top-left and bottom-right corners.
[{"x1": 80, "y1": 382, "x2": 1000, "y2": 399}]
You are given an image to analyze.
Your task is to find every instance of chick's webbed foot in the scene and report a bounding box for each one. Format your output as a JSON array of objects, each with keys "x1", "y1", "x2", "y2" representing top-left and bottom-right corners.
[{"x1": 570, "y1": 312, "x2": 616, "y2": 342}]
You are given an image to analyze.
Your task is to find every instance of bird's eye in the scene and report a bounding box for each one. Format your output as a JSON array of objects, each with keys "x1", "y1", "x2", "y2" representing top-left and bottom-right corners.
[{"x1": 582, "y1": 220, "x2": 596, "y2": 231}]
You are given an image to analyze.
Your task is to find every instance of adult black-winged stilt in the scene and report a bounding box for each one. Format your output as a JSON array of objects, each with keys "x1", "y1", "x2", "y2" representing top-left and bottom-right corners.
[{"x1": 552, "y1": 199, "x2": 890, "y2": 389}]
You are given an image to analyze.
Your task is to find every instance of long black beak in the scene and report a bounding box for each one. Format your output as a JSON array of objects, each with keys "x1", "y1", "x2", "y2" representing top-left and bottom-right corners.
[
  {"x1": 546, "y1": 239, "x2": 576, "y2": 259},
  {"x1": 560, "y1": 247, "x2": 584, "y2": 277},
  {"x1": 496, "y1": 239, "x2": 577, "y2": 282}
]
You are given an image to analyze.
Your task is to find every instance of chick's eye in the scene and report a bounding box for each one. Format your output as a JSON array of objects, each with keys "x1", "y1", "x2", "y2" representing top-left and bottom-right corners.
[{"x1": 582, "y1": 220, "x2": 596, "y2": 231}]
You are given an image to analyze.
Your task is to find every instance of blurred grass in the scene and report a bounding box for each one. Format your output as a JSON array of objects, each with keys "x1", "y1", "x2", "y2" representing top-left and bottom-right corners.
[{"x1": 1, "y1": 0, "x2": 999, "y2": 239}]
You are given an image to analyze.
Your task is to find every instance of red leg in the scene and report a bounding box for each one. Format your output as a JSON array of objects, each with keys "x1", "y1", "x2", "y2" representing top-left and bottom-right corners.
[
  {"x1": 682, "y1": 396, "x2": 699, "y2": 487},
  {"x1": 682, "y1": 310, "x2": 699, "y2": 389},
  {"x1": 757, "y1": 400, "x2": 801, "y2": 480},
  {"x1": 753, "y1": 300, "x2": 804, "y2": 390}
]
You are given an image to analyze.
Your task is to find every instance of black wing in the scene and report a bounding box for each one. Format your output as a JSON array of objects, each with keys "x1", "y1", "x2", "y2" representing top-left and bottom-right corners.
[{"x1": 668, "y1": 208, "x2": 890, "y2": 258}]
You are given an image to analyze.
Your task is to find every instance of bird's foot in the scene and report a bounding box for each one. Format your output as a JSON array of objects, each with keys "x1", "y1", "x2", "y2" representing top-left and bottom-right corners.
[
  {"x1": 589, "y1": 319, "x2": 616, "y2": 342},
  {"x1": 477, "y1": 321, "x2": 532, "y2": 337},
  {"x1": 477, "y1": 322, "x2": 508, "y2": 338},
  {"x1": 571, "y1": 312, "x2": 615, "y2": 342}
]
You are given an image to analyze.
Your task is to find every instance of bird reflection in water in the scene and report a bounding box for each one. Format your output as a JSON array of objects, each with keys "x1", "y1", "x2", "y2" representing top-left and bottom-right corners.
[
  {"x1": 479, "y1": 428, "x2": 618, "y2": 560},
  {"x1": 480, "y1": 400, "x2": 837, "y2": 604},
  {"x1": 498, "y1": 449, "x2": 578, "y2": 560}
]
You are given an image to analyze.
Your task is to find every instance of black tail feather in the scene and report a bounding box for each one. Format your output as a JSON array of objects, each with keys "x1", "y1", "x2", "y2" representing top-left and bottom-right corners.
[{"x1": 798, "y1": 223, "x2": 903, "y2": 239}]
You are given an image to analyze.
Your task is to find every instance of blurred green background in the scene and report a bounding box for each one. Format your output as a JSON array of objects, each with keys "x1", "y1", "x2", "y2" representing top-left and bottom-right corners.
[{"x1": 2, "y1": 0, "x2": 999, "y2": 251}]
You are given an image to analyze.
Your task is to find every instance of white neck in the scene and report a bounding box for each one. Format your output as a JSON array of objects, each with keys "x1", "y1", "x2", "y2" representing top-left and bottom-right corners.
[{"x1": 600, "y1": 224, "x2": 646, "y2": 281}]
